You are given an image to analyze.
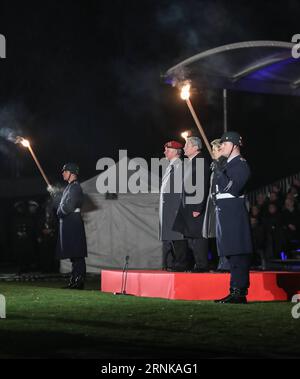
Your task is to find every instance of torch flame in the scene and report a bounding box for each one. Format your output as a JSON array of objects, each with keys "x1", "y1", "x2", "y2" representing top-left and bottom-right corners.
[
  {"x1": 180, "y1": 83, "x2": 191, "y2": 100},
  {"x1": 20, "y1": 138, "x2": 30, "y2": 148},
  {"x1": 15, "y1": 136, "x2": 51, "y2": 188},
  {"x1": 181, "y1": 131, "x2": 190, "y2": 141}
]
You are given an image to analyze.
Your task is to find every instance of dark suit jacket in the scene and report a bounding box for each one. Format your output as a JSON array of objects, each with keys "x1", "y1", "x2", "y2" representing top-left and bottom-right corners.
[{"x1": 173, "y1": 152, "x2": 210, "y2": 238}]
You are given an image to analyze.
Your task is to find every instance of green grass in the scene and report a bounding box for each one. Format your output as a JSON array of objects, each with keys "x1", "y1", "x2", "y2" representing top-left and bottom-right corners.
[{"x1": 0, "y1": 280, "x2": 299, "y2": 358}]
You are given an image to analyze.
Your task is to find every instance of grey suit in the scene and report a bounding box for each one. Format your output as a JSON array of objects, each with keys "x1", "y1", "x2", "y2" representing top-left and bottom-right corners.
[
  {"x1": 159, "y1": 158, "x2": 184, "y2": 241},
  {"x1": 159, "y1": 158, "x2": 186, "y2": 270}
]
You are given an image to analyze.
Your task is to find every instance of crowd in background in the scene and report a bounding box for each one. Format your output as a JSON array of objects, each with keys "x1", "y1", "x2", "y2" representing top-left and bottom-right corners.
[
  {"x1": 8, "y1": 198, "x2": 59, "y2": 274},
  {"x1": 250, "y1": 179, "x2": 300, "y2": 269}
]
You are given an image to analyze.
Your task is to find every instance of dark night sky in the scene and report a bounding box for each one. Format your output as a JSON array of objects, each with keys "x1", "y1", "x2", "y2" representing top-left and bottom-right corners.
[{"x1": 1, "y1": 0, "x2": 300, "y2": 190}]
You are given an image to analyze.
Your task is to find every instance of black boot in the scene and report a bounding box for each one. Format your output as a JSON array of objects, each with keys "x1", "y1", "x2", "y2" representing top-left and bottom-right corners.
[
  {"x1": 214, "y1": 288, "x2": 234, "y2": 303},
  {"x1": 69, "y1": 275, "x2": 85, "y2": 290},
  {"x1": 214, "y1": 288, "x2": 248, "y2": 304},
  {"x1": 62, "y1": 275, "x2": 75, "y2": 289}
]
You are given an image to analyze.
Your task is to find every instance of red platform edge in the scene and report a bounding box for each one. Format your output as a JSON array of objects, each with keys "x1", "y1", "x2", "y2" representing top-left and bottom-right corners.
[{"x1": 101, "y1": 270, "x2": 300, "y2": 302}]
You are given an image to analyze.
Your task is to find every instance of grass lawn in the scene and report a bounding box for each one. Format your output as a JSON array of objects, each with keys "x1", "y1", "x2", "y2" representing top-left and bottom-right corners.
[{"x1": 0, "y1": 279, "x2": 299, "y2": 359}]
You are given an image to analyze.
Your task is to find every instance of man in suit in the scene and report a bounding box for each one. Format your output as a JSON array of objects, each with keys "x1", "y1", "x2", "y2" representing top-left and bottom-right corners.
[
  {"x1": 173, "y1": 136, "x2": 210, "y2": 272},
  {"x1": 213, "y1": 132, "x2": 253, "y2": 304},
  {"x1": 159, "y1": 141, "x2": 187, "y2": 271},
  {"x1": 57, "y1": 163, "x2": 87, "y2": 289}
]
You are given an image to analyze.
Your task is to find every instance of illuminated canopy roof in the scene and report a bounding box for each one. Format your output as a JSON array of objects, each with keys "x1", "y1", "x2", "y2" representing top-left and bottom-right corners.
[{"x1": 164, "y1": 41, "x2": 300, "y2": 96}]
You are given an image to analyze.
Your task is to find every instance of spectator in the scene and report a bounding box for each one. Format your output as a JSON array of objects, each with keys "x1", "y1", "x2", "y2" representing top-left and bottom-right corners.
[
  {"x1": 262, "y1": 203, "x2": 286, "y2": 266},
  {"x1": 282, "y1": 197, "x2": 300, "y2": 253},
  {"x1": 11, "y1": 201, "x2": 36, "y2": 274},
  {"x1": 269, "y1": 192, "x2": 280, "y2": 208},
  {"x1": 37, "y1": 202, "x2": 59, "y2": 273},
  {"x1": 251, "y1": 205, "x2": 261, "y2": 220},
  {"x1": 250, "y1": 206, "x2": 265, "y2": 269},
  {"x1": 292, "y1": 178, "x2": 300, "y2": 196},
  {"x1": 286, "y1": 192, "x2": 299, "y2": 210},
  {"x1": 27, "y1": 200, "x2": 40, "y2": 270},
  {"x1": 255, "y1": 193, "x2": 268, "y2": 216},
  {"x1": 287, "y1": 185, "x2": 299, "y2": 204},
  {"x1": 271, "y1": 185, "x2": 284, "y2": 208}
]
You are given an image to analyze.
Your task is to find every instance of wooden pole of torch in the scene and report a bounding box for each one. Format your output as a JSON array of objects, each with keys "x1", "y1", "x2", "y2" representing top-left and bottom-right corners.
[
  {"x1": 27, "y1": 145, "x2": 52, "y2": 188},
  {"x1": 185, "y1": 98, "x2": 213, "y2": 159}
]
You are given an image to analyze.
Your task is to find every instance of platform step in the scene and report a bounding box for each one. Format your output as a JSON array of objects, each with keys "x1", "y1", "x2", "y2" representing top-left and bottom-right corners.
[{"x1": 101, "y1": 270, "x2": 300, "y2": 302}]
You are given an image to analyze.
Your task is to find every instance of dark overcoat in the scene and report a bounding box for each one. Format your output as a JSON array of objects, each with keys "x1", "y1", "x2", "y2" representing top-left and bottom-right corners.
[
  {"x1": 203, "y1": 157, "x2": 228, "y2": 239},
  {"x1": 173, "y1": 153, "x2": 210, "y2": 238},
  {"x1": 56, "y1": 180, "x2": 87, "y2": 259},
  {"x1": 215, "y1": 155, "x2": 253, "y2": 257},
  {"x1": 202, "y1": 167, "x2": 217, "y2": 239}
]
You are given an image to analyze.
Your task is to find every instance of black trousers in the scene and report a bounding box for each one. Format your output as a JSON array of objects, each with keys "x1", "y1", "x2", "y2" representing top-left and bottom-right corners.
[
  {"x1": 187, "y1": 237, "x2": 208, "y2": 270},
  {"x1": 217, "y1": 256, "x2": 230, "y2": 271},
  {"x1": 227, "y1": 254, "x2": 251, "y2": 289},
  {"x1": 70, "y1": 257, "x2": 86, "y2": 278},
  {"x1": 170, "y1": 240, "x2": 188, "y2": 271},
  {"x1": 162, "y1": 241, "x2": 175, "y2": 269}
]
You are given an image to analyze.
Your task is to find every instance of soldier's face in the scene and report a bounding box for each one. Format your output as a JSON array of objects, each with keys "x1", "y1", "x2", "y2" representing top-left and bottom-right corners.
[
  {"x1": 62, "y1": 170, "x2": 71, "y2": 181},
  {"x1": 220, "y1": 141, "x2": 234, "y2": 157}
]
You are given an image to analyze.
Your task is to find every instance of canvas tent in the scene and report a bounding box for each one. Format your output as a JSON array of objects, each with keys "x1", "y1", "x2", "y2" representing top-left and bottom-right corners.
[{"x1": 60, "y1": 158, "x2": 163, "y2": 273}]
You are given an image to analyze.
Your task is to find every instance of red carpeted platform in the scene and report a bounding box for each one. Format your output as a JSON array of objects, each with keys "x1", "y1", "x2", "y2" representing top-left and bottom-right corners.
[{"x1": 101, "y1": 270, "x2": 300, "y2": 302}]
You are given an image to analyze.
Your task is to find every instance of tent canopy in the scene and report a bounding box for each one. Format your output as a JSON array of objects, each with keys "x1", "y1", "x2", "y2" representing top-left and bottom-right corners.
[
  {"x1": 164, "y1": 41, "x2": 300, "y2": 96},
  {"x1": 61, "y1": 159, "x2": 162, "y2": 273},
  {"x1": 81, "y1": 156, "x2": 160, "y2": 195}
]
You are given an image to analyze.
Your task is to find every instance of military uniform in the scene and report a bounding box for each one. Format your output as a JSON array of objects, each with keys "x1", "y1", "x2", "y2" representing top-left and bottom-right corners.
[
  {"x1": 214, "y1": 132, "x2": 253, "y2": 304},
  {"x1": 203, "y1": 155, "x2": 230, "y2": 271},
  {"x1": 57, "y1": 163, "x2": 87, "y2": 289}
]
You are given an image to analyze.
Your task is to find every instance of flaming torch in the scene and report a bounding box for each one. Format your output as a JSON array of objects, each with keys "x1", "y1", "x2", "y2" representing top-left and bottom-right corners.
[
  {"x1": 181, "y1": 130, "x2": 190, "y2": 141},
  {"x1": 16, "y1": 137, "x2": 52, "y2": 190},
  {"x1": 180, "y1": 82, "x2": 213, "y2": 158}
]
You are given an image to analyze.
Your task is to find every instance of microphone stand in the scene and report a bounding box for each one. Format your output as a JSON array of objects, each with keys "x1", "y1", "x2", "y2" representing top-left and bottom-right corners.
[{"x1": 114, "y1": 256, "x2": 133, "y2": 296}]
